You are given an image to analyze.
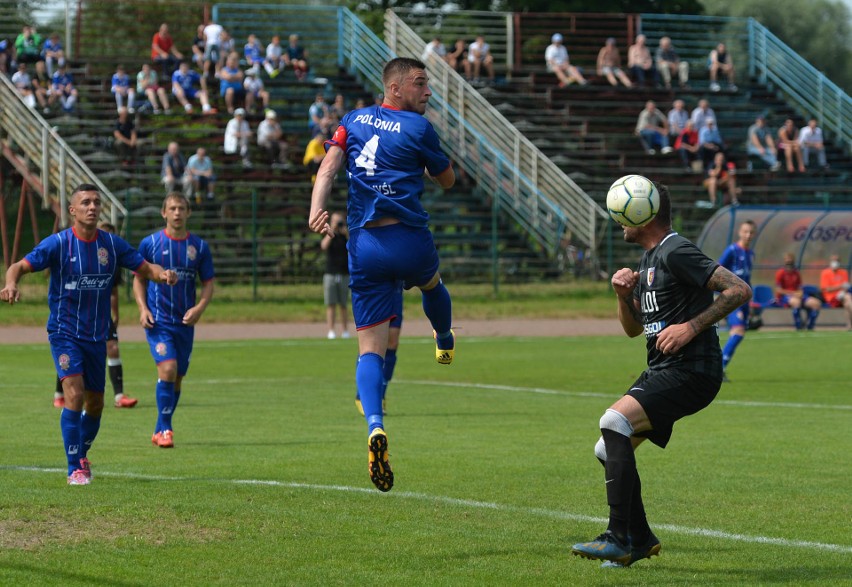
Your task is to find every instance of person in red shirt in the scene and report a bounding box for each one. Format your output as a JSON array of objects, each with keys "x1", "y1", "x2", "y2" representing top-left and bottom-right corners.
[
  {"x1": 820, "y1": 254, "x2": 852, "y2": 330},
  {"x1": 675, "y1": 119, "x2": 700, "y2": 171},
  {"x1": 775, "y1": 252, "x2": 821, "y2": 330},
  {"x1": 152, "y1": 23, "x2": 183, "y2": 77}
]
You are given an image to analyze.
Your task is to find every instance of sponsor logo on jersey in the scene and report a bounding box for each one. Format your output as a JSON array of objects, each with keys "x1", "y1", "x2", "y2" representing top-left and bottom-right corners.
[
  {"x1": 187, "y1": 245, "x2": 197, "y2": 261},
  {"x1": 58, "y1": 353, "x2": 71, "y2": 370},
  {"x1": 97, "y1": 247, "x2": 109, "y2": 266},
  {"x1": 351, "y1": 114, "x2": 402, "y2": 133},
  {"x1": 646, "y1": 267, "x2": 656, "y2": 286},
  {"x1": 644, "y1": 320, "x2": 666, "y2": 338},
  {"x1": 65, "y1": 274, "x2": 112, "y2": 290},
  {"x1": 174, "y1": 268, "x2": 196, "y2": 281},
  {"x1": 155, "y1": 342, "x2": 168, "y2": 356}
]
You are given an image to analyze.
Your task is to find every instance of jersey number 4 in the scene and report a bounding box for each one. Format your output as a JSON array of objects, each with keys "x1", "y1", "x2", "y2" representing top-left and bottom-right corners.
[{"x1": 355, "y1": 135, "x2": 379, "y2": 177}]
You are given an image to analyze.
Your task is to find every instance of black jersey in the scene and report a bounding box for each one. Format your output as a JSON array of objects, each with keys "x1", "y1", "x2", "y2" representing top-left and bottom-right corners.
[{"x1": 633, "y1": 232, "x2": 722, "y2": 375}]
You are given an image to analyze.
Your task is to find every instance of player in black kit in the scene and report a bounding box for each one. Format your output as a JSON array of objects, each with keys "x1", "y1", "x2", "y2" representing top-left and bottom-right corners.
[{"x1": 571, "y1": 182, "x2": 751, "y2": 567}]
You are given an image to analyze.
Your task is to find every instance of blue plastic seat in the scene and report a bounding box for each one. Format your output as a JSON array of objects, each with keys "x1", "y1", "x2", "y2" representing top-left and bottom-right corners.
[{"x1": 750, "y1": 284, "x2": 775, "y2": 309}]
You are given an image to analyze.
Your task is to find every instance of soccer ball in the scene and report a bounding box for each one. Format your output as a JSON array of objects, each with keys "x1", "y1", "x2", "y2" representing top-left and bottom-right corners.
[{"x1": 606, "y1": 175, "x2": 660, "y2": 227}]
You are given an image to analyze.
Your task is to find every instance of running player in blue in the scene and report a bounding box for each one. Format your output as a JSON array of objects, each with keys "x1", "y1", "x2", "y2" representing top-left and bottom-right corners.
[
  {"x1": 1, "y1": 184, "x2": 177, "y2": 485},
  {"x1": 718, "y1": 219, "x2": 755, "y2": 381},
  {"x1": 309, "y1": 57, "x2": 456, "y2": 492},
  {"x1": 133, "y1": 193, "x2": 215, "y2": 449}
]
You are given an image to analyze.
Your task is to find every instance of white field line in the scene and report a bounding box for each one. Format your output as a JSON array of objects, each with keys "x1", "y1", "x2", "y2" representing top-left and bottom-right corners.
[{"x1": 4, "y1": 465, "x2": 850, "y2": 555}]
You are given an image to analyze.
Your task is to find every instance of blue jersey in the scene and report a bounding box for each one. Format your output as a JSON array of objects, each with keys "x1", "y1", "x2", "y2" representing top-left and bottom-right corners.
[
  {"x1": 24, "y1": 228, "x2": 146, "y2": 341},
  {"x1": 244, "y1": 42, "x2": 262, "y2": 63},
  {"x1": 111, "y1": 72, "x2": 130, "y2": 92},
  {"x1": 52, "y1": 71, "x2": 73, "y2": 88},
  {"x1": 41, "y1": 38, "x2": 62, "y2": 56},
  {"x1": 172, "y1": 69, "x2": 200, "y2": 92},
  {"x1": 327, "y1": 104, "x2": 451, "y2": 229},
  {"x1": 138, "y1": 230, "x2": 215, "y2": 325},
  {"x1": 719, "y1": 242, "x2": 753, "y2": 285}
]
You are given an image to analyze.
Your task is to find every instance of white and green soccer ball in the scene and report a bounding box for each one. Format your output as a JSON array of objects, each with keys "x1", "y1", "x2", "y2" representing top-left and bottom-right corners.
[{"x1": 606, "y1": 174, "x2": 660, "y2": 227}]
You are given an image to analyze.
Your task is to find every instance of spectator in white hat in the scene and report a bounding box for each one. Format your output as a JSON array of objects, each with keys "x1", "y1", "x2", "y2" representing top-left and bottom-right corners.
[{"x1": 545, "y1": 33, "x2": 587, "y2": 87}]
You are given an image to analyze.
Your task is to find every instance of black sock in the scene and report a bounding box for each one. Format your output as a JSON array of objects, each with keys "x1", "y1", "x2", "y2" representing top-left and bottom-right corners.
[
  {"x1": 629, "y1": 470, "x2": 651, "y2": 546},
  {"x1": 109, "y1": 364, "x2": 124, "y2": 396},
  {"x1": 602, "y1": 428, "x2": 636, "y2": 545},
  {"x1": 55, "y1": 376, "x2": 62, "y2": 394}
]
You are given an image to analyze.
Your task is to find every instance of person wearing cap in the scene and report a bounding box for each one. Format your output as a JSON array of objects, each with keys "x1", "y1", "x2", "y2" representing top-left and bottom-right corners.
[
  {"x1": 546, "y1": 33, "x2": 587, "y2": 88},
  {"x1": 596, "y1": 37, "x2": 631, "y2": 88},
  {"x1": 224, "y1": 108, "x2": 253, "y2": 168},
  {"x1": 746, "y1": 115, "x2": 781, "y2": 171},
  {"x1": 258, "y1": 109, "x2": 290, "y2": 169},
  {"x1": 243, "y1": 68, "x2": 269, "y2": 114}
]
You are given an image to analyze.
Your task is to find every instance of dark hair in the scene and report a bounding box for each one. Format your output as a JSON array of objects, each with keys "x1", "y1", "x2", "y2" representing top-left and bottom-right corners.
[
  {"x1": 71, "y1": 183, "x2": 100, "y2": 200},
  {"x1": 382, "y1": 57, "x2": 426, "y2": 87},
  {"x1": 653, "y1": 181, "x2": 672, "y2": 228},
  {"x1": 741, "y1": 219, "x2": 756, "y2": 228}
]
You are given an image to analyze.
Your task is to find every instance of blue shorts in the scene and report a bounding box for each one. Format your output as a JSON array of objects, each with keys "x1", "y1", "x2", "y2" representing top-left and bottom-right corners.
[
  {"x1": 348, "y1": 224, "x2": 439, "y2": 330},
  {"x1": 726, "y1": 303, "x2": 750, "y2": 329},
  {"x1": 390, "y1": 282, "x2": 404, "y2": 329},
  {"x1": 220, "y1": 82, "x2": 244, "y2": 97},
  {"x1": 48, "y1": 333, "x2": 107, "y2": 393},
  {"x1": 175, "y1": 86, "x2": 197, "y2": 100},
  {"x1": 145, "y1": 322, "x2": 195, "y2": 376}
]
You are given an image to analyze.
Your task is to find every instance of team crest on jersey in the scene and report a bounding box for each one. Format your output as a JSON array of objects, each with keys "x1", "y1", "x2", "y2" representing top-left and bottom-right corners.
[
  {"x1": 97, "y1": 247, "x2": 109, "y2": 266},
  {"x1": 187, "y1": 245, "x2": 197, "y2": 261},
  {"x1": 58, "y1": 354, "x2": 71, "y2": 370},
  {"x1": 646, "y1": 267, "x2": 656, "y2": 287},
  {"x1": 155, "y1": 342, "x2": 168, "y2": 356}
]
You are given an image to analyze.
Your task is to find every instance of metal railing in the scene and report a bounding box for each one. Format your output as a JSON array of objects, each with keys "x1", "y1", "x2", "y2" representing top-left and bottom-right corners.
[
  {"x1": 0, "y1": 74, "x2": 126, "y2": 227},
  {"x1": 384, "y1": 10, "x2": 606, "y2": 257}
]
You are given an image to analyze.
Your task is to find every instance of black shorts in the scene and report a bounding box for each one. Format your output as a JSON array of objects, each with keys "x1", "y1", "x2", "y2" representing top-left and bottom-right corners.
[
  {"x1": 107, "y1": 320, "x2": 119, "y2": 342},
  {"x1": 627, "y1": 368, "x2": 721, "y2": 448}
]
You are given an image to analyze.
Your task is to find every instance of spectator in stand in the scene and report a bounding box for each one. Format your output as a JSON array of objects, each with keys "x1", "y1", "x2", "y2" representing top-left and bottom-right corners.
[
  {"x1": 634, "y1": 100, "x2": 672, "y2": 155},
  {"x1": 151, "y1": 23, "x2": 182, "y2": 78},
  {"x1": 243, "y1": 34, "x2": 264, "y2": 74},
  {"x1": 190, "y1": 24, "x2": 205, "y2": 69},
  {"x1": 110, "y1": 64, "x2": 136, "y2": 113},
  {"x1": 14, "y1": 26, "x2": 42, "y2": 65},
  {"x1": 703, "y1": 151, "x2": 738, "y2": 207},
  {"x1": 137, "y1": 63, "x2": 171, "y2": 114},
  {"x1": 171, "y1": 61, "x2": 214, "y2": 115},
  {"x1": 447, "y1": 39, "x2": 467, "y2": 74},
  {"x1": 627, "y1": 34, "x2": 658, "y2": 87},
  {"x1": 12, "y1": 62, "x2": 37, "y2": 108},
  {"x1": 218, "y1": 52, "x2": 244, "y2": 114},
  {"x1": 709, "y1": 42, "x2": 736, "y2": 92},
  {"x1": 546, "y1": 33, "x2": 587, "y2": 88},
  {"x1": 257, "y1": 109, "x2": 290, "y2": 169},
  {"x1": 667, "y1": 99, "x2": 689, "y2": 140},
  {"x1": 243, "y1": 69, "x2": 269, "y2": 114},
  {"x1": 0, "y1": 38, "x2": 11, "y2": 75},
  {"x1": 655, "y1": 36, "x2": 689, "y2": 89},
  {"x1": 218, "y1": 31, "x2": 234, "y2": 72},
  {"x1": 41, "y1": 33, "x2": 65, "y2": 78},
  {"x1": 113, "y1": 107, "x2": 138, "y2": 166},
  {"x1": 329, "y1": 93, "x2": 347, "y2": 125},
  {"x1": 820, "y1": 254, "x2": 852, "y2": 330},
  {"x1": 775, "y1": 252, "x2": 822, "y2": 330},
  {"x1": 596, "y1": 37, "x2": 631, "y2": 88},
  {"x1": 224, "y1": 108, "x2": 253, "y2": 168},
  {"x1": 746, "y1": 115, "x2": 781, "y2": 171},
  {"x1": 308, "y1": 93, "x2": 331, "y2": 133},
  {"x1": 31, "y1": 60, "x2": 50, "y2": 112},
  {"x1": 321, "y1": 211, "x2": 351, "y2": 340},
  {"x1": 49, "y1": 63, "x2": 77, "y2": 113},
  {"x1": 186, "y1": 147, "x2": 216, "y2": 204},
  {"x1": 421, "y1": 36, "x2": 447, "y2": 64},
  {"x1": 202, "y1": 20, "x2": 225, "y2": 77},
  {"x1": 264, "y1": 35, "x2": 285, "y2": 78},
  {"x1": 466, "y1": 35, "x2": 494, "y2": 83},
  {"x1": 698, "y1": 117, "x2": 725, "y2": 170},
  {"x1": 690, "y1": 98, "x2": 716, "y2": 131},
  {"x1": 675, "y1": 119, "x2": 700, "y2": 171},
  {"x1": 303, "y1": 127, "x2": 327, "y2": 184},
  {"x1": 284, "y1": 33, "x2": 309, "y2": 81},
  {"x1": 161, "y1": 141, "x2": 189, "y2": 195},
  {"x1": 777, "y1": 118, "x2": 805, "y2": 173},
  {"x1": 799, "y1": 118, "x2": 829, "y2": 170}
]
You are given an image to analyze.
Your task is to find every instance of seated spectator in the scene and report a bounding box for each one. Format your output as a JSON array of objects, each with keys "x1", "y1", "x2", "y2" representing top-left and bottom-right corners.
[
  {"x1": 446, "y1": 39, "x2": 467, "y2": 73},
  {"x1": 111, "y1": 64, "x2": 136, "y2": 113},
  {"x1": 218, "y1": 52, "x2": 245, "y2": 114},
  {"x1": 161, "y1": 141, "x2": 190, "y2": 195},
  {"x1": 303, "y1": 127, "x2": 327, "y2": 184},
  {"x1": 151, "y1": 23, "x2": 182, "y2": 78},
  {"x1": 708, "y1": 42, "x2": 736, "y2": 92},
  {"x1": 0, "y1": 38, "x2": 10, "y2": 75},
  {"x1": 14, "y1": 26, "x2": 42, "y2": 65},
  {"x1": 137, "y1": 63, "x2": 171, "y2": 114},
  {"x1": 31, "y1": 60, "x2": 50, "y2": 112},
  {"x1": 596, "y1": 37, "x2": 631, "y2": 88},
  {"x1": 49, "y1": 63, "x2": 77, "y2": 113},
  {"x1": 466, "y1": 35, "x2": 494, "y2": 83},
  {"x1": 775, "y1": 252, "x2": 822, "y2": 330},
  {"x1": 264, "y1": 35, "x2": 285, "y2": 78},
  {"x1": 698, "y1": 117, "x2": 725, "y2": 169},
  {"x1": 308, "y1": 92, "x2": 331, "y2": 133},
  {"x1": 171, "y1": 61, "x2": 214, "y2": 114},
  {"x1": 202, "y1": 20, "x2": 225, "y2": 77},
  {"x1": 799, "y1": 118, "x2": 829, "y2": 170},
  {"x1": 329, "y1": 93, "x2": 347, "y2": 125},
  {"x1": 675, "y1": 119, "x2": 700, "y2": 171},
  {"x1": 224, "y1": 108, "x2": 252, "y2": 168},
  {"x1": 190, "y1": 24, "x2": 206, "y2": 68},
  {"x1": 243, "y1": 69, "x2": 269, "y2": 114},
  {"x1": 703, "y1": 151, "x2": 738, "y2": 207},
  {"x1": 655, "y1": 36, "x2": 689, "y2": 89},
  {"x1": 219, "y1": 31, "x2": 235, "y2": 72},
  {"x1": 690, "y1": 98, "x2": 716, "y2": 131},
  {"x1": 634, "y1": 100, "x2": 671, "y2": 155},
  {"x1": 11, "y1": 62, "x2": 37, "y2": 108},
  {"x1": 186, "y1": 146, "x2": 216, "y2": 203},
  {"x1": 667, "y1": 99, "x2": 689, "y2": 139},
  {"x1": 244, "y1": 34, "x2": 264, "y2": 74},
  {"x1": 422, "y1": 36, "x2": 447, "y2": 63},
  {"x1": 777, "y1": 118, "x2": 805, "y2": 173},
  {"x1": 546, "y1": 33, "x2": 587, "y2": 88},
  {"x1": 257, "y1": 109, "x2": 290, "y2": 169},
  {"x1": 284, "y1": 33, "x2": 309, "y2": 81},
  {"x1": 112, "y1": 107, "x2": 138, "y2": 165},
  {"x1": 41, "y1": 33, "x2": 65, "y2": 78},
  {"x1": 627, "y1": 34, "x2": 658, "y2": 87},
  {"x1": 746, "y1": 115, "x2": 781, "y2": 171},
  {"x1": 820, "y1": 254, "x2": 852, "y2": 330}
]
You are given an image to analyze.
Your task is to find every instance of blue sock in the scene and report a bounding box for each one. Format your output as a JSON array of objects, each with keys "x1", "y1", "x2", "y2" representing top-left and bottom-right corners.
[
  {"x1": 80, "y1": 412, "x2": 101, "y2": 460},
  {"x1": 382, "y1": 349, "x2": 397, "y2": 400},
  {"x1": 806, "y1": 309, "x2": 819, "y2": 330},
  {"x1": 156, "y1": 380, "x2": 176, "y2": 433},
  {"x1": 721, "y1": 333, "x2": 743, "y2": 369},
  {"x1": 422, "y1": 281, "x2": 453, "y2": 346},
  {"x1": 60, "y1": 408, "x2": 82, "y2": 475},
  {"x1": 356, "y1": 353, "x2": 384, "y2": 433},
  {"x1": 792, "y1": 309, "x2": 803, "y2": 330}
]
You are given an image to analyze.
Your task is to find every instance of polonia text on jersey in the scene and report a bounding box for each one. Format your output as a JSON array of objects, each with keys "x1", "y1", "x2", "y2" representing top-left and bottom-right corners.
[{"x1": 352, "y1": 114, "x2": 401, "y2": 133}]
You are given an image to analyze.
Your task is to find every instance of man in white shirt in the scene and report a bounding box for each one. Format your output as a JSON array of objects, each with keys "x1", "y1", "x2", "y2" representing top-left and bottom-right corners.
[
  {"x1": 257, "y1": 109, "x2": 290, "y2": 169},
  {"x1": 224, "y1": 108, "x2": 252, "y2": 168},
  {"x1": 798, "y1": 118, "x2": 829, "y2": 169},
  {"x1": 466, "y1": 35, "x2": 494, "y2": 83},
  {"x1": 545, "y1": 33, "x2": 587, "y2": 88},
  {"x1": 202, "y1": 21, "x2": 224, "y2": 75},
  {"x1": 421, "y1": 36, "x2": 447, "y2": 63}
]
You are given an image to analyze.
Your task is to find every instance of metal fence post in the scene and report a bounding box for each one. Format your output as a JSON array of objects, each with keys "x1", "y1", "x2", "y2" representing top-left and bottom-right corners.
[
  {"x1": 251, "y1": 188, "x2": 258, "y2": 302},
  {"x1": 491, "y1": 187, "x2": 499, "y2": 295}
]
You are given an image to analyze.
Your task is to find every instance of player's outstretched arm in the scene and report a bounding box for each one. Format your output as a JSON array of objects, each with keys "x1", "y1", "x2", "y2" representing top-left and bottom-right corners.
[
  {"x1": 612, "y1": 267, "x2": 643, "y2": 337},
  {"x1": 183, "y1": 279, "x2": 214, "y2": 326},
  {"x1": 308, "y1": 147, "x2": 344, "y2": 237},
  {"x1": 0, "y1": 260, "x2": 32, "y2": 305},
  {"x1": 137, "y1": 262, "x2": 178, "y2": 286}
]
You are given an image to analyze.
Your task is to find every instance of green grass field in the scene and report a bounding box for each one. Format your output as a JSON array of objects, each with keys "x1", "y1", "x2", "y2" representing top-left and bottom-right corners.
[{"x1": 0, "y1": 330, "x2": 850, "y2": 585}]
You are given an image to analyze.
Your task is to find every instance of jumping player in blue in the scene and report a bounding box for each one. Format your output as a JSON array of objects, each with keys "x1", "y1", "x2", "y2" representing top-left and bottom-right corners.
[
  {"x1": 1, "y1": 184, "x2": 177, "y2": 485},
  {"x1": 133, "y1": 193, "x2": 215, "y2": 449},
  {"x1": 309, "y1": 57, "x2": 456, "y2": 492},
  {"x1": 718, "y1": 219, "x2": 755, "y2": 381}
]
